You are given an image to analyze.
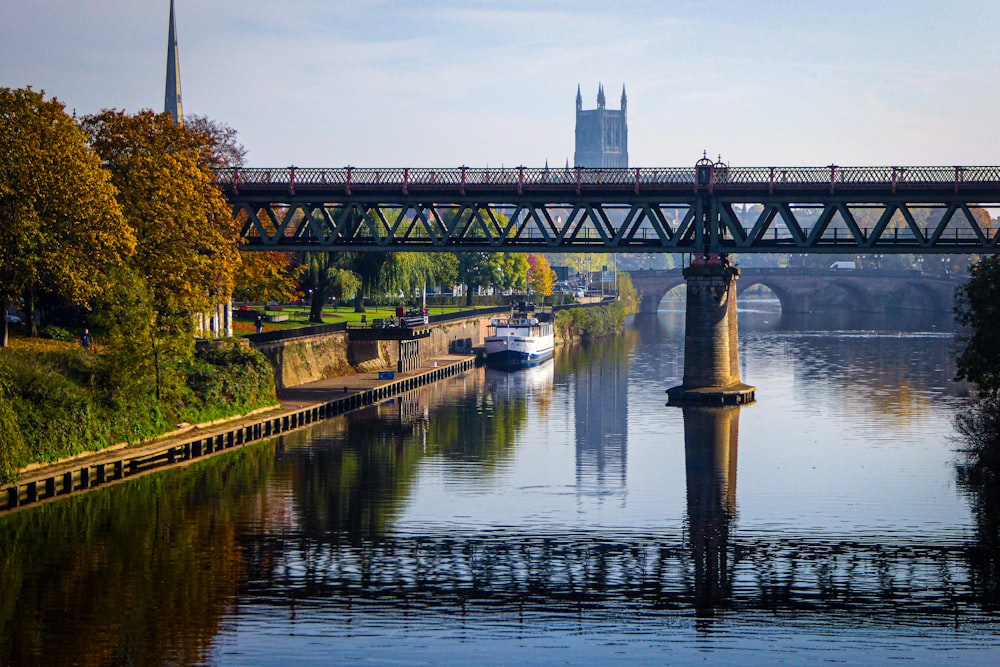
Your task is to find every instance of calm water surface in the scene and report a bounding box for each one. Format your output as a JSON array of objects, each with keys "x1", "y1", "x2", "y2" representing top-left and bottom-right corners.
[{"x1": 2, "y1": 300, "x2": 999, "y2": 666}]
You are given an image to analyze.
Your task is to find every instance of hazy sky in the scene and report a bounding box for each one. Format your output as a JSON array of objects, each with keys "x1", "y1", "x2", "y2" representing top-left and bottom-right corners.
[{"x1": 2, "y1": 0, "x2": 999, "y2": 167}]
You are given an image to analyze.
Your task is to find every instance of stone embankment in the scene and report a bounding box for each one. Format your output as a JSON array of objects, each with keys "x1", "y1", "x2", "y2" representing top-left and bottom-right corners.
[{"x1": 254, "y1": 312, "x2": 494, "y2": 390}]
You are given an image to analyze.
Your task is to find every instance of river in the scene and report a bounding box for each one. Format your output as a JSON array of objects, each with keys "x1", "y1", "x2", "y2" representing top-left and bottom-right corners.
[{"x1": 2, "y1": 299, "x2": 999, "y2": 665}]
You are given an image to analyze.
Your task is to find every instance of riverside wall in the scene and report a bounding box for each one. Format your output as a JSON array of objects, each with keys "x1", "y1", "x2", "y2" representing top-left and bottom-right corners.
[{"x1": 253, "y1": 315, "x2": 492, "y2": 391}]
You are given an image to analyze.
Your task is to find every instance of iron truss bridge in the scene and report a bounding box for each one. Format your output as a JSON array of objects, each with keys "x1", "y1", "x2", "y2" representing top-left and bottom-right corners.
[{"x1": 216, "y1": 165, "x2": 1000, "y2": 254}]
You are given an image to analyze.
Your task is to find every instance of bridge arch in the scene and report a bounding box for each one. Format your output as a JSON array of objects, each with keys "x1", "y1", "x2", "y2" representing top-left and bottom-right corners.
[
  {"x1": 735, "y1": 271, "x2": 878, "y2": 314},
  {"x1": 630, "y1": 268, "x2": 955, "y2": 316},
  {"x1": 884, "y1": 282, "x2": 946, "y2": 313},
  {"x1": 736, "y1": 280, "x2": 795, "y2": 314}
]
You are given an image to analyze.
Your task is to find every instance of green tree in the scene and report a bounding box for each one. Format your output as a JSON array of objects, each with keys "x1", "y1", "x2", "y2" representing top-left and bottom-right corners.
[
  {"x1": 0, "y1": 87, "x2": 133, "y2": 346},
  {"x1": 456, "y1": 252, "x2": 503, "y2": 306},
  {"x1": 82, "y1": 109, "x2": 240, "y2": 399},
  {"x1": 955, "y1": 256, "x2": 1000, "y2": 392},
  {"x1": 300, "y1": 253, "x2": 360, "y2": 322}
]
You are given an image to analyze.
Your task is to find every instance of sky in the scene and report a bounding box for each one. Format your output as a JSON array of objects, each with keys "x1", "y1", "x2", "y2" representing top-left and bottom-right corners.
[{"x1": 2, "y1": 0, "x2": 1000, "y2": 168}]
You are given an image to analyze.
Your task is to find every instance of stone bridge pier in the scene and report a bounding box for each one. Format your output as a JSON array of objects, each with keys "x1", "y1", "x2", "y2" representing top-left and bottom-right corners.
[{"x1": 666, "y1": 263, "x2": 756, "y2": 405}]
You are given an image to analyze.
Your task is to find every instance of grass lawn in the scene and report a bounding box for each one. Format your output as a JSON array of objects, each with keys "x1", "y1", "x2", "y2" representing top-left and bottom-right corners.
[{"x1": 236, "y1": 303, "x2": 505, "y2": 335}]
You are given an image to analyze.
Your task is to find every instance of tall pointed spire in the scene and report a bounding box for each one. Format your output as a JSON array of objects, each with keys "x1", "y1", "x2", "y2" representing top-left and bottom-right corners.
[
  {"x1": 597, "y1": 83, "x2": 605, "y2": 108},
  {"x1": 576, "y1": 84, "x2": 582, "y2": 112},
  {"x1": 164, "y1": 0, "x2": 183, "y2": 125},
  {"x1": 620, "y1": 84, "x2": 627, "y2": 112}
]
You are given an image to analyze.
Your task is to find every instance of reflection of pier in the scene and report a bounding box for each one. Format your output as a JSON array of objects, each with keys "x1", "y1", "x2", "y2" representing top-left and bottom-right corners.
[{"x1": 684, "y1": 406, "x2": 739, "y2": 615}]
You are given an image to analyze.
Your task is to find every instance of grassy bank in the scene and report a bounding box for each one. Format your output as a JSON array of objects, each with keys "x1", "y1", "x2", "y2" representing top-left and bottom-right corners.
[
  {"x1": 553, "y1": 274, "x2": 639, "y2": 341},
  {"x1": 0, "y1": 338, "x2": 276, "y2": 484},
  {"x1": 233, "y1": 303, "x2": 512, "y2": 335}
]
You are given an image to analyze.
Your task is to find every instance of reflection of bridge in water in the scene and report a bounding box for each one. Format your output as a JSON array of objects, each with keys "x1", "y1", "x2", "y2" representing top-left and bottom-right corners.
[
  {"x1": 631, "y1": 268, "x2": 963, "y2": 315},
  {"x1": 243, "y1": 406, "x2": 993, "y2": 621}
]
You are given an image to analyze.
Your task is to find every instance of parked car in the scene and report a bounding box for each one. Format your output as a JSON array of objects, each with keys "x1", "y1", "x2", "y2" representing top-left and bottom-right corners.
[{"x1": 6, "y1": 313, "x2": 22, "y2": 324}]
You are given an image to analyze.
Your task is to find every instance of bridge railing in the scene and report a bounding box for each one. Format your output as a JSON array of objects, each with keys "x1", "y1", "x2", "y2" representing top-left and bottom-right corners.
[{"x1": 215, "y1": 165, "x2": 1000, "y2": 194}]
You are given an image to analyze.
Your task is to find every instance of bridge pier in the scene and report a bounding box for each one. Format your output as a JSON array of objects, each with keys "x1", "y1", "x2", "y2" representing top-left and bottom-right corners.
[{"x1": 667, "y1": 263, "x2": 755, "y2": 405}]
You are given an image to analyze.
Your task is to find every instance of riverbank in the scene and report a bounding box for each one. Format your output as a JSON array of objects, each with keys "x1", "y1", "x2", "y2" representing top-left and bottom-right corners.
[
  {"x1": 553, "y1": 275, "x2": 639, "y2": 341},
  {"x1": 0, "y1": 353, "x2": 478, "y2": 513},
  {"x1": 0, "y1": 298, "x2": 614, "y2": 501}
]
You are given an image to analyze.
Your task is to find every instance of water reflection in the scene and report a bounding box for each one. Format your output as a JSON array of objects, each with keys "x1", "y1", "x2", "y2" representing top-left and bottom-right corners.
[
  {"x1": 0, "y1": 446, "x2": 275, "y2": 666},
  {"x1": 6, "y1": 314, "x2": 1000, "y2": 664},
  {"x1": 683, "y1": 406, "x2": 739, "y2": 618},
  {"x1": 558, "y1": 335, "x2": 635, "y2": 501},
  {"x1": 955, "y1": 397, "x2": 1000, "y2": 612},
  {"x1": 737, "y1": 297, "x2": 954, "y2": 334}
]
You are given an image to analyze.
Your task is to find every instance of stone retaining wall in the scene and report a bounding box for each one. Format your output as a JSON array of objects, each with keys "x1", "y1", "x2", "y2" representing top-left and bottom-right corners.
[{"x1": 254, "y1": 315, "x2": 492, "y2": 390}]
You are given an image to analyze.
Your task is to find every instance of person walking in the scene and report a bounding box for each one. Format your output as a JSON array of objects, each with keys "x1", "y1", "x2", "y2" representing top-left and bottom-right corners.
[
  {"x1": 255, "y1": 314, "x2": 264, "y2": 334},
  {"x1": 81, "y1": 329, "x2": 94, "y2": 351}
]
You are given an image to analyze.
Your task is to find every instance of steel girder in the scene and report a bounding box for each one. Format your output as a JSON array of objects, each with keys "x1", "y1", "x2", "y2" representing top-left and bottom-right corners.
[{"x1": 219, "y1": 167, "x2": 1000, "y2": 254}]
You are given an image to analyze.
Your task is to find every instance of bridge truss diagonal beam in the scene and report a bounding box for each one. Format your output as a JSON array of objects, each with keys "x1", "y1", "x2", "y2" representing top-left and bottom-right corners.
[{"x1": 222, "y1": 166, "x2": 1000, "y2": 254}]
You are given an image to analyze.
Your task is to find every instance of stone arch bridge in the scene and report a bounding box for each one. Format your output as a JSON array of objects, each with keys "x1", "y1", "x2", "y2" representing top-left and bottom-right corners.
[{"x1": 630, "y1": 268, "x2": 963, "y2": 315}]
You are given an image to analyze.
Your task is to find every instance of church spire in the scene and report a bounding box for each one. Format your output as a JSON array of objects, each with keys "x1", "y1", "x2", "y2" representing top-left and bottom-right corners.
[
  {"x1": 576, "y1": 84, "x2": 582, "y2": 112},
  {"x1": 597, "y1": 83, "x2": 605, "y2": 109},
  {"x1": 164, "y1": 0, "x2": 183, "y2": 125},
  {"x1": 621, "y1": 84, "x2": 627, "y2": 113}
]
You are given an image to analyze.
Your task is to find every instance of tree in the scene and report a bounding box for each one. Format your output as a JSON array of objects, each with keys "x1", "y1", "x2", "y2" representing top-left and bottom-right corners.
[
  {"x1": 300, "y1": 253, "x2": 360, "y2": 322},
  {"x1": 183, "y1": 114, "x2": 247, "y2": 168},
  {"x1": 234, "y1": 251, "x2": 303, "y2": 304},
  {"x1": 527, "y1": 254, "x2": 557, "y2": 298},
  {"x1": 456, "y1": 252, "x2": 505, "y2": 306},
  {"x1": 0, "y1": 87, "x2": 134, "y2": 346},
  {"x1": 82, "y1": 109, "x2": 241, "y2": 398},
  {"x1": 955, "y1": 256, "x2": 1000, "y2": 393},
  {"x1": 83, "y1": 109, "x2": 240, "y2": 314},
  {"x1": 497, "y1": 253, "x2": 529, "y2": 293}
]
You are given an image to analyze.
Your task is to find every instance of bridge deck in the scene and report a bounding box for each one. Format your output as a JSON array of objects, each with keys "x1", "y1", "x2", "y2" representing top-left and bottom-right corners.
[{"x1": 217, "y1": 165, "x2": 1000, "y2": 254}]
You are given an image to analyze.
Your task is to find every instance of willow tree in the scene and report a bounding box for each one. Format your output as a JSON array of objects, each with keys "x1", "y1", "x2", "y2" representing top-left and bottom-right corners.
[
  {"x1": 0, "y1": 87, "x2": 133, "y2": 346},
  {"x1": 82, "y1": 110, "x2": 240, "y2": 399},
  {"x1": 300, "y1": 252, "x2": 360, "y2": 323}
]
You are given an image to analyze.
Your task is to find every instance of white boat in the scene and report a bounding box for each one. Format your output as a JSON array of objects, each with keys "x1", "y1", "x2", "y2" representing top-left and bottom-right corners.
[{"x1": 484, "y1": 316, "x2": 555, "y2": 368}]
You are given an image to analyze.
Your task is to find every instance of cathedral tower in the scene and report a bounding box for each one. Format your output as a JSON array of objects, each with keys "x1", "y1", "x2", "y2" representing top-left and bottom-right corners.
[{"x1": 574, "y1": 83, "x2": 628, "y2": 168}]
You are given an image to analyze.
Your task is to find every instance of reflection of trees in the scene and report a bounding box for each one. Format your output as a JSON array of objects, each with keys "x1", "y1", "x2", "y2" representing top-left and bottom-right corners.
[
  {"x1": 287, "y1": 411, "x2": 423, "y2": 542},
  {"x1": 424, "y1": 369, "x2": 532, "y2": 477},
  {"x1": 785, "y1": 331, "x2": 960, "y2": 425},
  {"x1": 955, "y1": 394, "x2": 1000, "y2": 610},
  {"x1": 284, "y1": 372, "x2": 536, "y2": 541},
  {"x1": 0, "y1": 445, "x2": 274, "y2": 666}
]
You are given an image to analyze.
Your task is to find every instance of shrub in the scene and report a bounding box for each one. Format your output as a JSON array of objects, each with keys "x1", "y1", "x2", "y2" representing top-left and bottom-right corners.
[
  {"x1": 40, "y1": 325, "x2": 77, "y2": 342},
  {"x1": 0, "y1": 338, "x2": 277, "y2": 482}
]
